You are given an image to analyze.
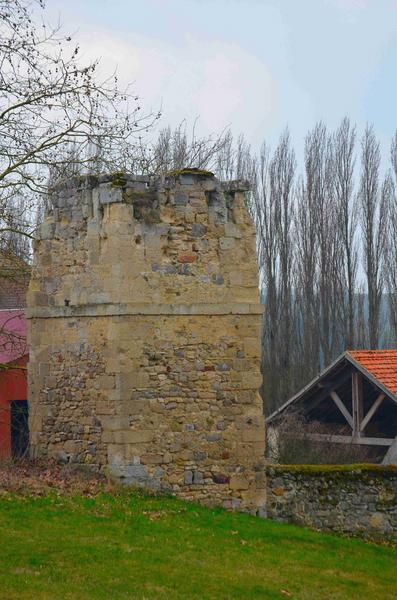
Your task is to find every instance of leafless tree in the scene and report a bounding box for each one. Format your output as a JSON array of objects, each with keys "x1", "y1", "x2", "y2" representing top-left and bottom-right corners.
[
  {"x1": 0, "y1": 197, "x2": 31, "y2": 261},
  {"x1": 383, "y1": 139, "x2": 397, "y2": 343},
  {"x1": 359, "y1": 125, "x2": 388, "y2": 349},
  {"x1": 248, "y1": 120, "x2": 397, "y2": 412},
  {"x1": 294, "y1": 125, "x2": 329, "y2": 382},
  {"x1": 294, "y1": 180, "x2": 319, "y2": 382},
  {"x1": 332, "y1": 117, "x2": 358, "y2": 348},
  {"x1": 355, "y1": 283, "x2": 368, "y2": 348},
  {"x1": 0, "y1": 0, "x2": 159, "y2": 246},
  {"x1": 134, "y1": 121, "x2": 231, "y2": 175},
  {"x1": 308, "y1": 123, "x2": 341, "y2": 366},
  {"x1": 252, "y1": 143, "x2": 280, "y2": 411},
  {"x1": 247, "y1": 132, "x2": 297, "y2": 412},
  {"x1": 269, "y1": 130, "x2": 296, "y2": 397}
]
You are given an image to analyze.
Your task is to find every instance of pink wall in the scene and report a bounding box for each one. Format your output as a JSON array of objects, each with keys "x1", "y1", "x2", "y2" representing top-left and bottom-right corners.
[{"x1": 0, "y1": 310, "x2": 27, "y2": 364}]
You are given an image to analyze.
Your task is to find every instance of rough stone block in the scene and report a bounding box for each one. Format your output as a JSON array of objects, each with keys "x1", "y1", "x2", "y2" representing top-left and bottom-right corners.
[
  {"x1": 242, "y1": 427, "x2": 265, "y2": 443},
  {"x1": 114, "y1": 430, "x2": 154, "y2": 444},
  {"x1": 191, "y1": 223, "x2": 207, "y2": 237},
  {"x1": 99, "y1": 183, "x2": 123, "y2": 204},
  {"x1": 230, "y1": 475, "x2": 249, "y2": 490},
  {"x1": 224, "y1": 223, "x2": 242, "y2": 238},
  {"x1": 219, "y1": 237, "x2": 235, "y2": 251},
  {"x1": 184, "y1": 470, "x2": 193, "y2": 484},
  {"x1": 174, "y1": 193, "x2": 189, "y2": 206},
  {"x1": 101, "y1": 416, "x2": 129, "y2": 431},
  {"x1": 140, "y1": 454, "x2": 163, "y2": 464}
]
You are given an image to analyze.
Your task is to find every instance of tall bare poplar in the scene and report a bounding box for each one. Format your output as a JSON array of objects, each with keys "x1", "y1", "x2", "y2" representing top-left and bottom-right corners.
[
  {"x1": 383, "y1": 140, "x2": 397, "y2": 342},
  {"x1": 295, "y1": 123, "x2": 334, "y2": 378},
  {"x1": 359, "y1": 125, "x2": 387, "y2": 349},
  {"x1": 251, "y1": 144, "x2": 280, "y2": 411},
  {"x1": 295, "y1": 175, "x2": 319, "y2": 381},
  {"x1": 311, "y1": 123, "x2": 339, "y2": 365},
  {"x1": 333, "y1": 117, "x2": 358, "y2": 348},
  {"x1": 269, "y1": 130, "x2": 296, "y2": 396}
]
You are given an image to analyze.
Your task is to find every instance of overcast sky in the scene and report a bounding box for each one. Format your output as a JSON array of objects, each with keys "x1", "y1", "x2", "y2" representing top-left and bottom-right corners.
[{"x1": 48, "y1": 0, "x2": 397, "y2": 160}]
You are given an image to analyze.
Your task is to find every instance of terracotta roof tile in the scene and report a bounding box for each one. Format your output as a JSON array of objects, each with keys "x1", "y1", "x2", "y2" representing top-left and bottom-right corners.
[{"x1": 348, "y1": 350, "x2": 397, "y2": 397}]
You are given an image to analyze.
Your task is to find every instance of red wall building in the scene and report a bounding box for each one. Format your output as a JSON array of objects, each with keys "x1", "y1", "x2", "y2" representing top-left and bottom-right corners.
[{"x1": 0, "y1": 310, "x2": 28, "y2": 458}]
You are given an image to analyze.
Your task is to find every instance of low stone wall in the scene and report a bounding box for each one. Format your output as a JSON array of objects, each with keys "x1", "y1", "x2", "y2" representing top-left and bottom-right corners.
[{"x1": 266, "y1": 465, "x2": 397, "y2": 542}]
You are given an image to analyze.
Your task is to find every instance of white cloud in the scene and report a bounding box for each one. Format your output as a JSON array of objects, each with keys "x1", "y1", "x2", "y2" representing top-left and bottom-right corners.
[{"x1": 76, "y1": 27, "x2": 279, "y2": 144}]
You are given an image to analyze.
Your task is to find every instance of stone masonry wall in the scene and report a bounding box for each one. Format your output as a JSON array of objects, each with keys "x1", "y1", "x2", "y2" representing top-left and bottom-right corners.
[
  {"x1": 27, "y1": 170, "x2": 266, "y2": 513},
  {"x1": 267, "y1": 465, "x2": 397, "y2": 542}
]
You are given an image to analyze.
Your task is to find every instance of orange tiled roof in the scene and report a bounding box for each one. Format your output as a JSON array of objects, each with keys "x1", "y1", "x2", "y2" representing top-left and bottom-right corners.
[{"x1": 348, "y1": 350, "x2": 397, "y2": 397}]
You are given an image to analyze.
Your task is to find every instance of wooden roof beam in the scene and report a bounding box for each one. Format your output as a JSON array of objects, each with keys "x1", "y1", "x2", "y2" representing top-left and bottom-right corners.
[
  {"x1": 330, "y1": 390, "x2": 353, "y2": 428},
  {"x1": 382, "y1": 436, "x2": 397, "y2": 464},
  {"x1": 304, "y1": 370, "x2": 352, "y2": 415},
  {"x1": 297, "y1": 433, "x2": 393, "y2": 446},
  {"x1": 352, "y1": 371, "x2": 363, "y2": 438},
  {"x1": 360, "y1": 393, "x2": 385, "y2": 432}
]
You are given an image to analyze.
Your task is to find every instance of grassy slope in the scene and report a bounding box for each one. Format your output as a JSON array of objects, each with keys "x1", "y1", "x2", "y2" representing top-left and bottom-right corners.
[{"x1": 0, "y1": 492, "x2": 395, "y2": 600}]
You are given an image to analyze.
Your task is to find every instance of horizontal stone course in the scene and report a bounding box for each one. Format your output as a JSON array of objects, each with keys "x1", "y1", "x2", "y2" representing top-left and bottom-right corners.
[{"x1": 26, "y1": 302, "x2": 264, "y2": 319}]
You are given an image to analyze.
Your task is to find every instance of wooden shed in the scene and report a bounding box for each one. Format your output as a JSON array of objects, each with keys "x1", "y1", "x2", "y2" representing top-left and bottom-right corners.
[{"x1": 267, "y1": 350, "x2": 397, "y2": 464}]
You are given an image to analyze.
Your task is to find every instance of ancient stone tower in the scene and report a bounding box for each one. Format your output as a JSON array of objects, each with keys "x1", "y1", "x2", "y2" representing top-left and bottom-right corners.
[{"x1": 27, "y1": 170, "x2": 265, "y2": 512}]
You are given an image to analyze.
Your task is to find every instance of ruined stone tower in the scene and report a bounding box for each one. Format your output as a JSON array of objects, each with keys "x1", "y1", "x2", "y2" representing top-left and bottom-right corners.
[{"x1": 27, "y1": 170, "x2": 265, "y2": 512}]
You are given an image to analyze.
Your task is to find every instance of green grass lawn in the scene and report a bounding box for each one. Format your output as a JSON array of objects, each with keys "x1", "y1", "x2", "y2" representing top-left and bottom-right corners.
[{"x1": 0, "y1": 491, "x2": 396, "y2": 600}]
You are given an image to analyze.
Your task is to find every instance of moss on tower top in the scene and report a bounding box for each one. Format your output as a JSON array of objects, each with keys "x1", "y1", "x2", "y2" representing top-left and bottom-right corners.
[{"x1": 165, "y1": 167, "x2": 215, "y2": 179}]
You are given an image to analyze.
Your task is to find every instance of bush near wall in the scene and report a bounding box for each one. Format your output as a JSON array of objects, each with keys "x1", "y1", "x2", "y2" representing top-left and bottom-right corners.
[{"x1": 266, "y1": 464, "x2": 397, "y2": 543}]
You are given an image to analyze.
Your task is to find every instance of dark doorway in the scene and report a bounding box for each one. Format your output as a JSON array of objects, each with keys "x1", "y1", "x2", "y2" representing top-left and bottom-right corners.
[{"x1": 11, "y1": 400, "x2": 29, "y2": 458}]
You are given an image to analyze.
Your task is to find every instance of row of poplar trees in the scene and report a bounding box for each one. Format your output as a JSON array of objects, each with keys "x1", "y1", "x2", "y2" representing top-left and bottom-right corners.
[{"x1": 238, "y1": 118, "x2": 397, "y2": 414}]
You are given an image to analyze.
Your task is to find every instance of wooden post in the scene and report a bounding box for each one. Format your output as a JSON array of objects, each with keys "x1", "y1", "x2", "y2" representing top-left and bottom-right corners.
[
  {"x1": 352, "y1": 371, "x2": 363, "y2": 438},
  {"x1": 382, "y1": 436, "x2": 397, "y2": 464},
  {"x1": 330, "y1": 391, "x2": 353, "y2": 428},
  {"x1": 360, "y1": 393, "x2": 384, "y2": 432}
]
